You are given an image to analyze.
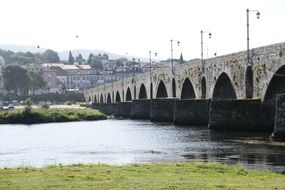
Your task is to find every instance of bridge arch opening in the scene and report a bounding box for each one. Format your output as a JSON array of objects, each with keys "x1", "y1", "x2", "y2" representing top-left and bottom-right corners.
[
  {"x1": 263, "y1": 65, "x2": 285, "y2": 128},
  {"x1": 94, "y1": 95, "x2": 97, "y2": 103},
  {"x1": 107, "y1": 93, "x2": 112, "y2": 103},
  {"x1": 134, "y1": 85, "x2": 136, "y2": 100},
  {"x1": 201, "y1": 77, "x2": 206, "y2": 98},
  {"x1": 212, "y1": 72, "x2": 237, "y2": 100},
  {"x1": 115, "y1": 91, "x2": 121, "y2": 103},
  {"x1": 88, "y1": 96, "x2": 91, "y2": 102},
  {"x1": 181, "y1": 78, "x2": 196, "y2": 99},
  {"x1": 150, "y1": 82, "x2": 153, "y2": 99},
  {"x1": 172, "y1": 78, "x2": 176, "y2": 98},
  {"x1": 156, "y1": 80, "x2": 168, "y2": 98},
  {"x1": 139, "y1": 84, "x2": 147, "y2": 99},
  {"x1": 246, "y1": 66, "x2": 253, "y2": 99},
  {"x1": 100, "y1": 94, "x2": 104, "y2": 103},
  {"x1": 126, "y1": 87, "x2": 132, "y2": 101}
]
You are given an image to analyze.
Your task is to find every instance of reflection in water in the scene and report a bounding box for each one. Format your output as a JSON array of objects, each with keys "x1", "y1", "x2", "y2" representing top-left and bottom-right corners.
[{"x1": 0, "y1": 119, "x2": 285, "y2": 172}]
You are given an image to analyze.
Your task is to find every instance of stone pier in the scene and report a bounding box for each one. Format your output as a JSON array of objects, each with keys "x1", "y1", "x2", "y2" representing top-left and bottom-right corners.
[
  {"x1": 208, "y1": 99, "x2": 262, "y2": 131},
  {"x1": 173, "y1": 99, "x2": 210, "y2": 126},
  {"x1": 115, "y1": 102, "x2": 132, "y2": 118},
  {"x1": 130, "y1": 99, "x2": 151, "y2": 119},
  {"x1": 271, "y1": 94, "x2": 285, "y2": 140},
  {"x1": 150, "y1": 98, "x2": 175, "y2": 122},
  {"x1": 92, "y1": 103, "x2": 116, "y2": 115}
]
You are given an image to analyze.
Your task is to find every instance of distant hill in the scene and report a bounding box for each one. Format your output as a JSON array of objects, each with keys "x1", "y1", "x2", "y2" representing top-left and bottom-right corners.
[{"x1": 0, "y1": 44, "x2": 148, "y2": 62}]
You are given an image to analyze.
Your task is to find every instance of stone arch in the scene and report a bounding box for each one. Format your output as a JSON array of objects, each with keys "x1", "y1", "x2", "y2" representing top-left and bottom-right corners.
[
  {"x1": 201, "y1": 76, "x2": 206, "y2": 99},
  {"x1": 107, "y1": 93, "x2": 112, "y2": 103},
  {"x1": 262, "y1": 65, "x2": 285, "y2": 128},
  {"x1": 126, "y1": 87, "x2": 132, "y2": 101},
  {"x1": 172, "y1": 78, "x2": 176, "y2": 98},
  {"x1": 180, "y1": 78, "x2": 196, "y2": 99},
  {"x1": 212, "y1": 72, "x2": 237, "y2": 100},
  {"x1": 115, "y1": 91, "x2": 121, "y2": 102},
  {"x1": 94, "y1": 95, "x2": 97, "y2": 103},
  {"x1": 156, "y1": 80, "x2": 168, "y2": 98},
  {"x1": 245, "y1": 66, "x2": 253, "y2": 99},
  {"x1": 100, "y1": 94, "x2": 104, "y2": 103},
  {"x1": 139, "y1": 83, "x2": 147, "y2": 99}
]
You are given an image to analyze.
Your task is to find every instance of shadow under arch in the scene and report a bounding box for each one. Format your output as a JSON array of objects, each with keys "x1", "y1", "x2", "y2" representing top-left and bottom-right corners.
[
  {"x1": 262, "y1": 65, "x2": 285, "y2": 129},
  {"x1": 139, "y1": 83, "x2": 147, "y2": 99},
  {"x1": 180, "y1": 78, "x2": 196, "y2": 99},
  {"x1": 94, "y1": 95, "x2": 97, "y2": 103},
  {"x1": 201, "y1": 77, "x2": 206, "y2": 99},
  {"x1": 212, "y1": 72, "x2": 237, "y2": 100},
  {"x1": 245, "y1": 66, "x2": 253, "y2": 99},
  {"x1": 172, "y1": 78, "x2": 176, "y2": 98},
  {"x1": 115, "y1": 91, "x2": 121, "y2": 103},
  {"x1": 100, "y1": 94, "x2": 104, "y2": 103},
  {"x1": 126, "y1": 87, "x2": 132, "y2": 101},
  {"x1": 156, "y1": 80, "x2": 168, "y2": 98},
  {"x1": 107, "y1": 93, "x2": 112, "y2": 103}
]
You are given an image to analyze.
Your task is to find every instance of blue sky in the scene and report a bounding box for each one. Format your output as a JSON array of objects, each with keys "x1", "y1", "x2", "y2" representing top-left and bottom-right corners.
[{"x1": 0, "y1": 0, "x2": 284, "y2": 60}]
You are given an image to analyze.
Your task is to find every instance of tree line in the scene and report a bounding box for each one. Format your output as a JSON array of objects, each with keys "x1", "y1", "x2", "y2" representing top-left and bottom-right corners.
[{"x1": 2, "y1": 65, "x2": 46, "y2": 96}]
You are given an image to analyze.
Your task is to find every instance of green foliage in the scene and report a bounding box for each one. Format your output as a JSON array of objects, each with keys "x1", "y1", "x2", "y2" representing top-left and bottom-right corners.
[
  {"x1": 28, "y1": 71, "x2": 46, "y2": 94},
  {"x1": 2, "y1": 65, "x2": 29, "y2": 94},
  {"x1": 41, "y1": 49, "x2": 60, "y2": 63},
  {"x1": 0, "y1": 162, "x2": 284, "y2": 189},
  {"x1": 41, "y1": 104, "x2": 50, "y2": 109},
  {"x1": 87, "y1": 53, "x2": 103, "y2": 70},
  {"x1": 115, "y1": 57, "x2": 128, "y2": 66},
  {"x1": 75, "y1": 53, "x2": 85, "y2": 64},
  {"x1": 0, "y1": 49, "x2": 43, "y2": 64},
  {"x1": 0, "y1": 108, "x2": 106, "y2": 124},
  {"x1": 68, "y1": 51, "x2": 75, "y2": 64}
]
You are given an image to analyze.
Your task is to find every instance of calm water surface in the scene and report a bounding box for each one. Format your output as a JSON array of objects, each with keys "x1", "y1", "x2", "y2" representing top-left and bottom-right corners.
[{"x1": 0, "y1": 119, "x2": 285, "y2": 172}]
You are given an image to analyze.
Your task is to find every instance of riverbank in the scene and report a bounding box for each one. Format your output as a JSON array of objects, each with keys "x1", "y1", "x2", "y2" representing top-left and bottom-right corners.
[
  {"x1": 0, "y1": 108, "x2": 106, "y2": 124},
  {"x1": 0, "y1": 162, "x2": 284, "y2": 189}
]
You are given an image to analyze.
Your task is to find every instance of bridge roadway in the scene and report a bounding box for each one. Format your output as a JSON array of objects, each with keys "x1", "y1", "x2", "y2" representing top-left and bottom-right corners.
[{"x1": 84, "y1": 42, "x2": 285, "y2": 140}]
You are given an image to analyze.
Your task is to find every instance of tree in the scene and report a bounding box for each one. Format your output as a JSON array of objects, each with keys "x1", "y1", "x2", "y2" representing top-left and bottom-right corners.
[
  {"x1": 41, "y1": 49, "x2": 60, "y2": 63},
  {"x1": 68, "y1": 51, "x2": 75, "y2": 64},
  {"x1": 87, "y1": 53, "x2": 94, "y2": 65},
  {"x1": 90, "y1": 56, "x2": 103, "y2": 70},
  {"x1": 28, "y1": 71, "x2": 46, "y2": 95},
  {"x1": 179, "y1": 53, "x2": 184, "y2": 64},
  {"x1": 87, "y1": 53, "x2": 103, "y2": 70},
  {"x1": 2, "y1": 65, "x2": 29, "y2": 95},
  {"x1": 76, "y1": 53, "x2": 85, "y2": 64},
  {"x1": 115, "y1": 57, "x2": 128, "y2": 67}
]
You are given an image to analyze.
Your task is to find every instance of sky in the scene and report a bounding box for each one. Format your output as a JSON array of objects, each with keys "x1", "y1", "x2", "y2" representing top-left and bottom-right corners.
[{"x1": 0, "y1": 0, "x2": 284, "y2": 60}]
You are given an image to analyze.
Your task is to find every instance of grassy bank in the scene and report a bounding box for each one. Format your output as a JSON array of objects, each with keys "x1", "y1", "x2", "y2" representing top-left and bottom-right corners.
[
  {"x1": 0, "y1": 162, "x2": 284, "y2": 189},
  {"x1": 0, "y1": 108, "x2": 106, "y2": 124}
]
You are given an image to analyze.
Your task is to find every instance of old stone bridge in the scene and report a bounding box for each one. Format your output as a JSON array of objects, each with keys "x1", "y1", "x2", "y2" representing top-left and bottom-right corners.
[{"x1": 84, "y1": 42, "x2": 285, "y2": 139}]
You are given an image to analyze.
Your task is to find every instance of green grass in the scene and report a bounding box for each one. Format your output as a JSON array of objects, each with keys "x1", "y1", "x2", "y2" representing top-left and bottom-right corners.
[
  {"x1": 0, "y1": 108, "x2": 106, "y2": 124},
  {"x1": 0, "y1": 162, "x2": 284, "y2": 189}
]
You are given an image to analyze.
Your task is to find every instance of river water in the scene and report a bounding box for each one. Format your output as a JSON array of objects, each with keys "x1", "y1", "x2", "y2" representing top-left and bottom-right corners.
[{"x1": 0, "y1": 119, "x2": 285, "y2": 172}]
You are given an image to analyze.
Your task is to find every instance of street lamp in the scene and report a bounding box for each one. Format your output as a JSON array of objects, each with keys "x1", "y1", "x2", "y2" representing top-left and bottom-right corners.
[
  {"x1": 170, "y1": 39, "x2": 180, "y2": 76},
  {"x1": 149, "y1": 51, "x2": 157, "y2": 99},
  {"x1": 201, "y1": 30, "x2": 212, "y2": 73},
  {"x1": 247, "y1": 9, "x2": 260, "y2": 65}
]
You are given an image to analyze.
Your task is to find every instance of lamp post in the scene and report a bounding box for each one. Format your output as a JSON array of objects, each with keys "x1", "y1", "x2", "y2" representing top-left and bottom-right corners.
[
  {"x1": 247, "y1": 9, "x2": 260, "y2": 65},
  {"x1": 149, "y1": 51, "x2": 157, "y2": 99},
  {"x1": 201, "y1": 30, "x2": 212, "y2": 73},
  {"x1": 170, "y1": 39, "x2": 180, "y2": 76}
]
